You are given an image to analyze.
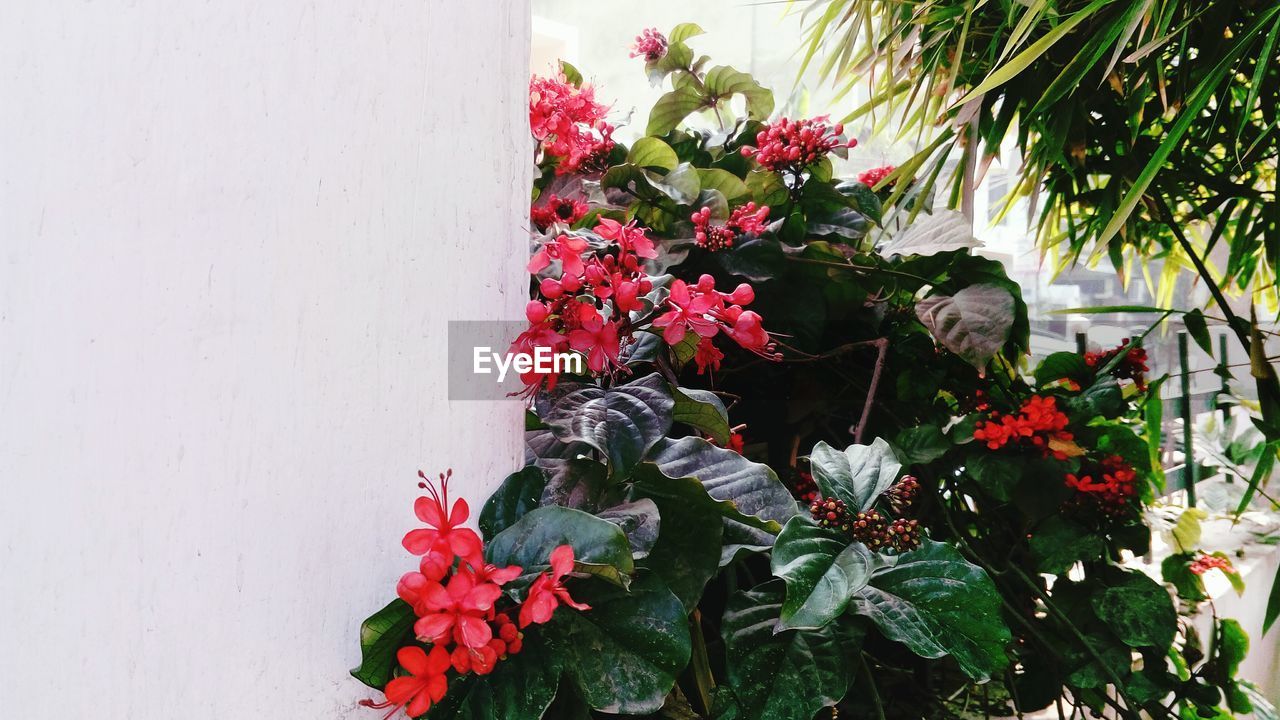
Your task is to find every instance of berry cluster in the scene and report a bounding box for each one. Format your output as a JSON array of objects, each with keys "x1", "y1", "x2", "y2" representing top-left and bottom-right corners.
[
  {"x1": 1085, "y1": 339, "x2": 1149, "y2": 390},
  {"x1": 857, "y1": 164, "x2": 896, "y2": 189},
  {"x1": 740, "y1": 116, "x2": 856, "y2": 174},
  {"x1": 690, "y1": 202, "x2": 771, "y2": 252},
  {"x1": 809, "y1": 480, "x2": 923, "y2": 553},
  {"x1": 886, "y1": 475, "x2": 919, "y2": 515},
  {"x1": 1189, "y1": 553, "x2": 1235, "y2": 576},
  {"x1": 788, "y1": 468, "x2": 820, "y2": 505},
  {"x1": 529, "y1": 74, "x2": 616, "y2": 175},
  {"x1": 530, "y1": 194, "x2": 588, "y2": 231},
  {"x1": 1064, "y1": 455, "x2": 1139, "y2": 520},
  {"x1": 972, "y1": 395, "x2": 1073, "y2": 458},
  {"x1": 516, "y1": 219, "x2": 776, "y2": 390},
  {"x1": 630, "y1": 28, "x2": 668, "y2": 62},
  {"x1": 362, "y1": 471, "x2": 587, "y2": 718}
]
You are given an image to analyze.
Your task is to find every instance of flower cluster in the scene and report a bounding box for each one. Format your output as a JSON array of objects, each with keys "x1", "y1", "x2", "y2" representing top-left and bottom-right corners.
[
  {"x1": 788, "y1": 468, "x2": 820, "y2": 505},
  {"x1": 530, "y1": 74, "x2": 615, "y2": 175},
  {"x1": 653, "y1": 274, "x2": 778, "y2": 374},
  {"x1": 363, "y1": 471, "x2": 588, "y2": 719},
  {"x1": 886, "y1": 475, "x2": 919, "y2": 515},
  {"x1": 857, "y1": 165, "x2": 896, "y2": 188},
  {"x1": 972, "y1": 395, "x2": 1073, "y2": 457},
  {"x1": 690, "y1": 202, "x2": 770, "y2": 252},
  {"x1": 740, "y1": 116, "x2": 856, "y2": 174},
  {"x1": 531, "y1": 194, "x2": 588, "y2": 231},
  {"x1": 1085, "y1": 339, "x2": 1149, "y2": 390},
  {"x1": 1190, "y1": 553, "x2": 1235, "y2": 576},
  {"x1": 1064, "y1": 455, "x2": 1138, "y2": 519},
  {"x1": 630, "y1": 28, "x2": 668, "y2": 62}
]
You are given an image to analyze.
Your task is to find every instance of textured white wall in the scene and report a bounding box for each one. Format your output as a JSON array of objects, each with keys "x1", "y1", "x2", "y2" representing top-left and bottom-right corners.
[{"x1": 0, "y1": 2, "x2": 530, "y2": 718}]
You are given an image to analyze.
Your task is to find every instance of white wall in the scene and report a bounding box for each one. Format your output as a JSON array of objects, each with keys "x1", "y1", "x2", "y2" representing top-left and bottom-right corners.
[{"x1": 0, "y1": 2, "x2": 530, "y2": 718}]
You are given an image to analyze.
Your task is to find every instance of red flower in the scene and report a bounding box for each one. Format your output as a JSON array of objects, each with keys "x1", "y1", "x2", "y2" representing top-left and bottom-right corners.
[
  {"x1": 567, "y1": 311, "x2": 622, "y2": 373},
  {"x1": 1085, "y1": 339, "x2": 1149, "y2": 390},
  {"x1": 413, "y1": 570, "x2": 504, "y2": 648},
  {"x1": 972, "y1": 396, "x2": 1072, "y2": 455},
  {"x1": 630, "y1": 28, "x2": 668, "y2": 62},
  {"x1": 595, "y1": 217, "x2": 657, "y2": 259},
  {"x1": 359, "y1": 646, "x2": 450, "y2": 719},
  {"x1": 1190, "y1": 553, "x2": 1234, "y2": 576},
  {"x1": 740, "y1": 116, "x2": 856, "y2": 174},
  {"x1": 531, "y1": 194, "x2": 588, "y2": 231},
  {"x1": 529, "y1": 234, "x2": 589, "y2": 278},
  {"x1": 693, "y1": 336, "x2": 724, "y2": 374},
  {"x1": 857, "y1": 165, "x2": 896, "y2": 188},
  {"x1": 653, "y1": 278, "x2": 720, "y2": 345},
  {"x1": 691, "y1": 203, "x2": 770, "y2": 252},
  {"x1": 519, "y1": 545, "x2": 591, "y2": 627},
  {"x1": 403, "y1": 470, "x2": 483, "y2": 580}
]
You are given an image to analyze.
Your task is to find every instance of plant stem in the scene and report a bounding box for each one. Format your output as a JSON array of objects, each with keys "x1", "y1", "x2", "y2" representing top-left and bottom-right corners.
[
  {"x1": 687, "y1": 609, "x2": 715, "y2": 715},
  {"x1": 1155, "y1": 194, "x2": 1249, "y2": 348},
  {"x1": 854, "y1": 338, "x2": 889, "y2": 444},
  {"x1": 859, "y1": 653, "x2": 887, "y2": 720}
]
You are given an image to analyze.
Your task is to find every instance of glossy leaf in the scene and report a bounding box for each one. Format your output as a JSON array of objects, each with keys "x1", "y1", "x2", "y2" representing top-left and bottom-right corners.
[
  {"x1": 479, "y1": 466, "x2": 546, "y2": 540},
  {"x1": 771, "y1": 517, "x2": 876, "y2": 630},
  {"x1": 672, "y1": 387, "x2": 731, "y2": 445},
  {"x1": 878, "y1": 209, "x2": 980, "y2": 257},
  {"x1": 915, "y1": 283, "x2": 1015, "y2": 370},
  {"x1": 628, "y1": 137, "x2": 679, "y2": 172},
  {"x1": 423, "y1": 631, "x2": 561, "y2": 720},
  {"x1": 547, "y1": 574, "x2": 692, "y2": 714},
  {"x1": 1091, "y1": 570, "x2": 1177, "y2": 650},
  {"x1": 851, "y1": 540, "x2": 1011, "y2": 681},
  {"x1": 486, "y1": 505, "x2": 635, "y2": 589},
  {"x1": 544, "y1": 373, "x2": 674, "y2": 472},
  {"x1": 721, "y1": 582, "x2": 862, "y2": 720},
  {"x1": 646, "y1": 435, "x2": 798, "y2": 529},
  {"x1": 350, "y1": 599, "x2": 417, "y2": 689},
  {"x1": 809, "y1": 438, "x2": 901, "y2": 512},
  {"x1": 647, "y1": 85, "x2": 706, "y2": 136}
]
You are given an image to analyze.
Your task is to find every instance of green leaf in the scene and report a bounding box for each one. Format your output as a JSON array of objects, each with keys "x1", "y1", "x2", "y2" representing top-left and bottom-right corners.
[
  {"x1": 894, "y1": 424, "x2": 950, "y2": 465},
  {"x1": 424, "y1": 631, "x2": 561, "y2": 720},
  {"x1": 636, "y1": 475, "x2": 725, "y2": 611},
  {"x1": 745, "y1": 170, "x2": 788, "y2": 207},
  {"x1": 597, "y1": 499, "x2": 661, "y2": 560},
  {"x1": 712, "y1": 237, "x2": 785, "y2": 282},
  {"x1": 668, "y1": 22, "x2": 705, "y2": 44},
  {"x1": 486, "y1": 505, "x2": 635, "y2": 589},
  {"x1": 1029, "y1": 516, "x2": 1104, "y2": 574},
  {"x1": 915, "y1": 284, "x2": 1015, "y2": 370},
  {"x1": 1035, "y1": 352, "x2": 1091, "y2": 387},
  {"x1": 851, "y1": 540, "x2": 1011, "y2": 681},
  {"x1": 647, "y1": 85, "x2": 706, "y2": 136},
  {"x1": 1217, "y1": 618, "x2": 1249, "y2": 679},
  {"x1": 1067, "y1": 378, "x2": 1125, "y2": 420},
  {"x1": 479, "y1": 466, "x2": 546, "y2": 540},
  {"x1": 559, "y1": 60, "x2": 583, "y2": 87},
  {"x1": 547, "y1": 574, "x2": 692, "y2": 714},
  {"x1": 697, "y1": 168, "x2": 751, "y2": 203},
  {"x1": 1184, "y1": 309, "x2": 1214, "y2": 357},
  {"x1": 721, "y1": 582, "x2": 862, "y2": 720},
  {"x1": 835, "y1": 181, "x2": 883, "y2": 225},
  {"x1": 350, "y1": 599, "x2": 416, "y2": 689},
  {"x1": 646, "y1": 435, "x2": 798, "y2": 529},
  {"x1": 649, "y1": 162, "x2": 701, "y2": 205},
  {"x1": 628, "y1": 137, "x2": 679, "y2": 172},
  {"x1": 544, "y1": 373, "x2": 674, "y2": 472},
  {"x1": 1091, "y1": 570, "x2": 1178, "y2": 650},
  {"x1": 809, "y1": 438, "x2": 901, "y2": 512},
  {"x1": 703, "y1": 65, "x2": 774, "y2": 120},
  {"x1": 771, "y1": 517, "x2": 876, "y2": 630},
  {"x1": 672, "y1": 387, "x2": 731, "y2": 445},
  {"x1": 1161, "y1": 553, "x2": 1207, "y2": 602}
]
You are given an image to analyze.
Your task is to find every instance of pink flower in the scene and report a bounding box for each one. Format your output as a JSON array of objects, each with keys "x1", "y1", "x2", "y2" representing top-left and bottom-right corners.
[
  {"x1": 529, "y1": 75, "x2": 616, "y2": 175},
  {"x1": 857, "y1": 165, "x2": 896, "y2": 188},
  {"x1": 722, "y1": 308, "x2": 770, "y2": 352},
  {"x1": 595, "y1": 218, "x2": 657, "y2": 259},
  {"x1": 413, "y1": 570, "x2": 505, "y2": 649},
  {"x1": 740, "y1": 116, "x2": 856, "y2": 173},
  {"x1": 630, "y1": 28, "x2": 668, "y2": 62},
  {"x1": 531, "y1": 194, "x2": 588, "y2": 230},
  {"x1": 567, "y1": 311, "x2": 622, "y2": 373},
  {"x1": 402, "y1": 470, "x2": 484, "y2": 580},
  {"x1": 529, "y1": 234, "x2": 589, "y2": 278},
  {"x1": 519, "y1": 545, "x2": 591, "y2": 627},
  {"x1": 652, "y1": 278, "x2": 720, "y2": 345},
  {"x1": 359, "y1": 646, "x2": 450, "y2": 719}
]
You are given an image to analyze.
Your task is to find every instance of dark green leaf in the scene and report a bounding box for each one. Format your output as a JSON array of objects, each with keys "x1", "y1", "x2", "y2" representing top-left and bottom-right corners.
[
  {"x1": 771, "y1": 517, "x2": 876, "y2": 630},
  {"x1": 350, "y1": 599, "x2": 416, "y2": 689},
  {"x1": 486, "y1": 505, "x2": 635, "y2": 589},
  {"x1": 480, "y1": 466, "x2": 547, "y2": 540},
  {"x1": 721, "y1": 582, "x2": 862, "y2": 720},
  {"x1": 646, "y1": 435, "x2": 798, "y2": 529},
  {"x1": 1029, "y1": 516, "x2": 1104, "y2": 574},
  {"x1": 424, "y1": 631, "x2": 561, "y2": 720},
  {"x1": 851, "y1": 540, "x2": 1011, "y2": 681},
  {"x1": 547, "y1": 574, "x2": 692, "y2": 714},
  {"x1": 1184, "y1": 310, "x2": 1214, "y2": 357},
  {"x1": 596, "y1": 499, "x2": 661, "y2": 560},
  {"x1": 544, "y1": 373, "x2": 674, "y2": 472},
  {"x1": 894, "y1": 424, "x2": 950, "y2": 465},
  {"x1": 1035, "y1": 352, "x2": 1091, "y2": 387},
  {"x1": 672, "y1": 387, "x2": 731, "y2": 445},
  {"x1": 1091, "y1": 570, "x2": 1177, "y2": 650},
  {"x1": 809, "y1": 438, "x2": 901, "y2": 512},
  {"x1": 635, "y1": 473, "x2": 725, "y2": 610}
]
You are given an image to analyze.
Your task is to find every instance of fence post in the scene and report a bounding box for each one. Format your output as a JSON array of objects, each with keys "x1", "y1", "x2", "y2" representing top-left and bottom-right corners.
[{"x1": 1178, "y1": 331, "x2": 1197, "y2": 506}]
